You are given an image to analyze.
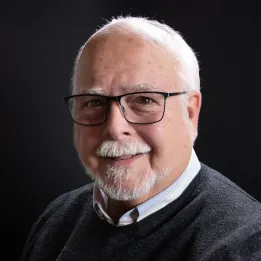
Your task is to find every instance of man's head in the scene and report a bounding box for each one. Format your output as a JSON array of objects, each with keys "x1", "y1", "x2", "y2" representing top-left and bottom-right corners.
[{"x1": 69, "y1": 16, "x2": 201, "y2": 202}]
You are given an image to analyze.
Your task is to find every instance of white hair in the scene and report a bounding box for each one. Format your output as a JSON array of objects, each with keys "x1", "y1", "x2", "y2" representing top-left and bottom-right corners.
[{"x1": 72, "y1": 16, "x2": 200, "y2": 93}]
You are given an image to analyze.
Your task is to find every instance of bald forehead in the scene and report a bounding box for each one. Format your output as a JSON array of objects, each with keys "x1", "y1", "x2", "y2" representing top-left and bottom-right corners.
[
  {"x1": 73, "y1": 29, "x2": 181, "y2": 94},
  {"x1": 76, "y1": 26, "x2": 180, "y2": 69},
  {"x1": 88, "y1": 26, "x2": 149, "y2": 48},
  {"x1": 77, "y1": 31, "x2": 150, "y2": 66}
]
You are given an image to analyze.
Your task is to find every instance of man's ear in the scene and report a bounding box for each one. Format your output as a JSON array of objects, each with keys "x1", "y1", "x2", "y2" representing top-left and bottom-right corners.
[
  {"x1": 187, "y1": 91, "x2": 202, "y2": 137},
  {"x1": 73, "y1": 124, "x2": 80, "y2": 151}
]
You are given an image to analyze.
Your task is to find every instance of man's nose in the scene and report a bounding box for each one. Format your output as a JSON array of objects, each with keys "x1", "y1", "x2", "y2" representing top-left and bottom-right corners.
[{"x1": 103, "y1": 101, "x2": 131, "y2": 139}]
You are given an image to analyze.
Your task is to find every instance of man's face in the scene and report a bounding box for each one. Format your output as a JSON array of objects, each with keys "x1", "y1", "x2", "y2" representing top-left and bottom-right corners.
[{"x1": 73, "y1": 31, "x2": 201, "y2": 201}]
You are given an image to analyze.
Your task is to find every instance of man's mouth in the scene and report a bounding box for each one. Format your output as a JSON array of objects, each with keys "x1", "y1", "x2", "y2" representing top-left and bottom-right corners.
[{"x1": 106, "y1": 153, "x2": 143, "y2": 161}]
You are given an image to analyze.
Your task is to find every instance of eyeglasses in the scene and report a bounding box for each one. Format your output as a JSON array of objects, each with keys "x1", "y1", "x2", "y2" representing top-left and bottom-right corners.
[{"x1": 64, "y1": 91, "x2": 187, "y2": 126}]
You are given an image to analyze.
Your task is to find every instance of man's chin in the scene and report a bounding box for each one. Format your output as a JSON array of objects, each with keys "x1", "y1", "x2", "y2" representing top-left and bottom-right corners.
[
  {"x1": 83, "y1": 165, "x2": 165, "y2": 201},
  {"x1": 100, "y1": 185, "x2": 149, "y2": 201},
  {"x1": 95, "y1": 176, "x2": 154, "y2": 201},
  {"x1": 87, "y1": 165, "x2": 141, "y2": 185}
]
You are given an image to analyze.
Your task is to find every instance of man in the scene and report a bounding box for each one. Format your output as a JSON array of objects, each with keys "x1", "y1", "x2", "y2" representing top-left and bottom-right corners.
[{"x1": 21, "y1": 16, "x2": 261, "y2": 261}]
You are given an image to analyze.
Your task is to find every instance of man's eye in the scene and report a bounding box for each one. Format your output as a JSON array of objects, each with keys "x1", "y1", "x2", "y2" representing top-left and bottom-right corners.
[
  {"x1": 84, "y1": 99, "x2": 103, "y2": 108},
  {"x1": 136, "y1": 96, "x2": 153, "y2": 104}
]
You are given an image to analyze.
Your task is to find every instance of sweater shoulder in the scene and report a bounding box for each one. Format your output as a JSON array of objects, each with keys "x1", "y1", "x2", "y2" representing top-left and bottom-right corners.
[
  {"x1": 26, "y1": 183, "x2": 94, "y2": 242},
  {"x1": 200, "y1": 163, "x2": 259, "y2": 202},
  {"x1": 43, "y1": 183, "x2": 94, "y2": 215},
  {"x1": 20, "y1": 184, "x2": 95, "y2": 260},
  {"x1": 198, "y1": 163, "x2": 261, "y2": 219},
  {"x1": 189, "y1": 164, "x2": 261, "y2": 259}
]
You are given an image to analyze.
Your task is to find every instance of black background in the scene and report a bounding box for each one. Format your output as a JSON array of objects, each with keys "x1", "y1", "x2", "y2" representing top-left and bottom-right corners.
[{"x1": 2, "y1": 1, "x2": 260, "y2": 260}]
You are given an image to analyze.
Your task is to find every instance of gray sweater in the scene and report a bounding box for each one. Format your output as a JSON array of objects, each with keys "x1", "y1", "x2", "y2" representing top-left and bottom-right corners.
[{"x1": 21, "y1": 163, "x2": 261, "y2": 261}]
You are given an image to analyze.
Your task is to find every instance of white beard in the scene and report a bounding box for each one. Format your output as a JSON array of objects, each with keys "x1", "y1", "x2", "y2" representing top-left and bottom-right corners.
[
  {"x1": 80, "y1": 140, "x2": 174, "y2": 201},
  {"x1": 84, "y1": 164, "x2": 173, "y2": 201}
]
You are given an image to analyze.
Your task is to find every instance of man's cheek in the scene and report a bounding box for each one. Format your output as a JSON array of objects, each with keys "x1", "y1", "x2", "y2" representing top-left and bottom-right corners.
[{"x1": 143, "y1": 128, "x2": 164, "y2": 149}]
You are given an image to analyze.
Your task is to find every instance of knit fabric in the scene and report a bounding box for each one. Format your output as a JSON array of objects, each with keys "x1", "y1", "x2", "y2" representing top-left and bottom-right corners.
[{"x1": 21, "y1": 163, "x2": 261, "y2": 261}]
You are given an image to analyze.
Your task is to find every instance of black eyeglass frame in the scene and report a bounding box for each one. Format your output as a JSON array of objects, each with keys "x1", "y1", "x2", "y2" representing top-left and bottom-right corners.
[{"x1": 63, "y1": 91, "x2": 187, "y2": 126}]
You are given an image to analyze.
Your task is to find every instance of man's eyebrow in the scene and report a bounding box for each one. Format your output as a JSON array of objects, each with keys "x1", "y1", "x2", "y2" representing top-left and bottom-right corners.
[
  {"x1": 75, "y1": 84, "x2": 158, "y2": 95},
  {"x1": 120, "y1": 84, "x2": 158, "y2": 92},
  {"x1": 77, "y1": 87, "x2": 104, "y2": 95}
]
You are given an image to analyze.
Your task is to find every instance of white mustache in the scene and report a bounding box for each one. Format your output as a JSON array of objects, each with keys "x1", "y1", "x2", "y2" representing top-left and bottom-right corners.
[{"x1": 96, "y1": 140, "x2": 151, "y2": 158}]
